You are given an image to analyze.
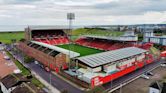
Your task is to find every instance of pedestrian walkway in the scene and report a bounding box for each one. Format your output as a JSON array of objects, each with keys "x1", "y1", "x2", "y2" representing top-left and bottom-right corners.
[
  {"x1": 52, "y1": 72, "x2": 88, "y2": 91},
  {"x1": 32, "y1": 71, "x2": 60, "y2": 93}
]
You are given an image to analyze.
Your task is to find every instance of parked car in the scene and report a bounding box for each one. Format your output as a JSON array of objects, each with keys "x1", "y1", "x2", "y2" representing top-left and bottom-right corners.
[
  {"x1": 45, "y1": 67, "x2": 50, "y2": 72},
  {"x1": 141, "y1": 74, "x2": 150, "y2": 80},
  {"x1": 4, "y1": 56, "x2": 10, "y2": 60},
  {"x1": 146, "y1": 72, "x2": 154, "y2": 76},
  {"x1": 2, "y1": 51, "x2": 6, "y2": 54},
  {"x1": 38, "y1": 63, "x2": 44, "y2": 68},
  {"x1": 34, "y1": 61, "x2": 39, "y2": 65},
  {"x1": 161, "y1": 63, "x2": 166, "y2": 67}
]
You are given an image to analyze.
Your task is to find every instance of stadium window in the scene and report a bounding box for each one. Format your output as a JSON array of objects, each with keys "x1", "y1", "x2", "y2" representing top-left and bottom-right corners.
[
  {"x1": 44, "y1": 48, "x2": 52, "y2": 54},
  {"x1": 31, "y1": 44, "x2": 37, "y2": 48},
  {"x1": 34, "y1": 45, "x2": 40, "y2": 49},
  {"x1": 38, "y1": 46, "x2": 46, "y2": 51},
  {"x1": 49, "y1": 51, "x2": 60, "y2": 57},
  {"x1": 28, "y1": 42, "x2": 33, "y2": 46}
]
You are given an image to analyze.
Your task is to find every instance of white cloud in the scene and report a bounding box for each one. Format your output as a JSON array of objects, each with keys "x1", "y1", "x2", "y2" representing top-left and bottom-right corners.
[
  {"x1": 53, "y1": 0, "x2": 118, "y2": 6},
  {"x1": 0, "y1": 0, "x2": 165, "y2": 26}
]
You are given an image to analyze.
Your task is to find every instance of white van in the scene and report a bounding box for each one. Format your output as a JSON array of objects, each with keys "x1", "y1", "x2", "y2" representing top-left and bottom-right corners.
[{"x1": 4, "y1": 56, "x2": 10, "y2": 60}]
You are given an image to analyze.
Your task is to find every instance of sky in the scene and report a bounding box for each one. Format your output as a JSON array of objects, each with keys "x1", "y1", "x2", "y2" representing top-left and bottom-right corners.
[{"x1": 0, "y1": 0, "x2": 166, "y2": 26}]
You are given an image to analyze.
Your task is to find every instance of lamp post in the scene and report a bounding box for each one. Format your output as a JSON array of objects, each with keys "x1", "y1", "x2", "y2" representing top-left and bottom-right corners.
[{"x1": 67, "y1": 13, "x2": 75, "y2": 69}]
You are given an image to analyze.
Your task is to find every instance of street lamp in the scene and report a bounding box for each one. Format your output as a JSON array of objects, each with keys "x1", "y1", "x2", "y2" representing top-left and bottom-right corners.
[{"x1": 67, "y1": 13, "x2": 75, "y2": 69}]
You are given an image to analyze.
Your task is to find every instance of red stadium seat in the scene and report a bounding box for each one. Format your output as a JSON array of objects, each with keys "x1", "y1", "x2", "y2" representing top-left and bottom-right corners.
[
  {"x1": 32, "y1": 30, "x2": 70, "y2": 45},
  {"x1": 75, "y1": 38, "x2": 135, "y2": 51}
]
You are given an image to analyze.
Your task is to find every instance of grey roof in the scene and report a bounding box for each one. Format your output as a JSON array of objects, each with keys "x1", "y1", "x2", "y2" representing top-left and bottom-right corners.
[
  {"x1": 76, "y1": 47, "x2": 147, "y2": 67},
  {"x1": 26, "y1": 25, "x2": 70, "y2": 30},
  {"x1": 83, "y1": 35, "x2": 137, "y2": 41},
  {"x1": 146, "y1": 36, "x2": 166, "y2": 39},
  {"x1": 31, "y1": 41, "x2": 80, "y2": 58}
]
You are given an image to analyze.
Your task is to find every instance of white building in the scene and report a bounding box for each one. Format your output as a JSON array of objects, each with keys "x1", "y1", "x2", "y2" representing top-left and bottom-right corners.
[{"x1": 144, "y1": 31, "x2": 166, "y2": 46}]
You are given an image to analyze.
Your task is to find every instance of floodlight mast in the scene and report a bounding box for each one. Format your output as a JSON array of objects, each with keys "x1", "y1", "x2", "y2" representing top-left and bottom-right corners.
[{"x1": 67, "y1": 13, "x2": 75, "y2": 69}]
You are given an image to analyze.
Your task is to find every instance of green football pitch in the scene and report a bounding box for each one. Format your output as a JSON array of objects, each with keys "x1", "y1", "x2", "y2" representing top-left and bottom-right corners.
[{"x1": 57, "y1": 44, "x2": 104, "y2": 56}]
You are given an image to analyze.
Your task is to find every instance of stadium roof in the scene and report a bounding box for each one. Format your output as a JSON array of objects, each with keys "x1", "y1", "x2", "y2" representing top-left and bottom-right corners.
[
  {"x1": 83, "y1": 35, "x2": 137, "y2": 41},
  {"x1": 26, "y1": 26, "x2": 70, "y2": 30},
  {"x1": 31, "y1": 41, "x2": 80, "y2": 58},
  {"x1": 76, "y1": 47, "x2": 147, "y2": 68},
  {"x1": 147, "y1": 36, "x2": 166, "y2": 38}
]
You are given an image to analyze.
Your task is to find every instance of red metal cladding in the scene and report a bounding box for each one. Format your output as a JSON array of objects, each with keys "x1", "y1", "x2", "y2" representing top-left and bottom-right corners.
[
  {"x1": 91, "y1": 65, "x2": 137, "y2": 88},
  {"x1": 91, "y1": 54, "x2": 155, "y2": 88},
  {"x1": 137, "y1": 62, "x2": 144, "y2": 68}
]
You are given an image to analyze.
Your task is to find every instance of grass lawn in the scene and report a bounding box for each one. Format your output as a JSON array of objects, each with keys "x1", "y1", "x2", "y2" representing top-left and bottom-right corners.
[
  {"x1": 57, "y1": 44, "x2": 104, "y2": 56},
  {"x1": 0, "y1": 32, "x2": 24, "y2": 44},
  {"x1": 72, "y1": 28, "x2": 124, "y2": 36}
]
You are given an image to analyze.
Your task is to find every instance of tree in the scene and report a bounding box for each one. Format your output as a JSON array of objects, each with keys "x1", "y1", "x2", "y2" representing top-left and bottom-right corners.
[
  {"x1": 20, "y1": 38, "x2": 26, "y2": 42},
  {"x1": 61, "y1": 89, "x2": 68, "y2": 93},
  {"x1": 86, "y1": 86, "x2": 106, "y2": 93}
]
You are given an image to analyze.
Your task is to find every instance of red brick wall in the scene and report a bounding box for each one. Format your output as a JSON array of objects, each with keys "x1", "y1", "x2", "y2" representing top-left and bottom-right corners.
[{"x1": 17, "y1": 42, "x2": 68, "y2": 70}]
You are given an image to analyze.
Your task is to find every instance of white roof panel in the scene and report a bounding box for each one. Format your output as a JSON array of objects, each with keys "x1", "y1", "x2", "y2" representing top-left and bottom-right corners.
[
  {"x1": 31, "y1": 41, "x2": 80, "y2": 58},
  {"x1": 77, "y1": 47, "x2": 147, "y2": 67},
  {"x1": 83, "y1": 35, "x2": 137, "y2": 41},
  {"x1": 27, "y1": 26, "x2": 69, "y2": 30}
]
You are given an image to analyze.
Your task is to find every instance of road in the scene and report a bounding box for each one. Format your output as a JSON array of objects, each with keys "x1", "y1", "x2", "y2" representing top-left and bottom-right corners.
[{"x1": 28, "y1": 62, "x2": 84, "y2": 93}]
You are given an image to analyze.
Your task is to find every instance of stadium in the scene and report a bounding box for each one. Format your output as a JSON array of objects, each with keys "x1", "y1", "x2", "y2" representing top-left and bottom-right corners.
[{"x1": 17, "y1": 26, "x2": 155, "y2": 88}]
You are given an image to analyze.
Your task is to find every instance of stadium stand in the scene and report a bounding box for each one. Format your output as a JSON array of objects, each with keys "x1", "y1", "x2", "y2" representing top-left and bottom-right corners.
[
  {"x1": 75, "y1": 38, "x2": 135, "y2": 51},
  {"x1": 25, "y1": 27, "x2": 70, "y2": 45}
]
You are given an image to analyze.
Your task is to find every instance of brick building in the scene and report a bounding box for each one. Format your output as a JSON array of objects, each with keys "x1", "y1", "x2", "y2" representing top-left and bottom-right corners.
[{"x1": 17, "y1": 41, "x2": 80, "y2": 72}]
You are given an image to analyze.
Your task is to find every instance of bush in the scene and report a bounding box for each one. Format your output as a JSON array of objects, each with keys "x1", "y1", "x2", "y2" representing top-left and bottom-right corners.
[
  {"x1": 138, "y1": 34, "x2": 143, "y2": 41},
  {"x1": 24, "y1": 56, "x2": 34, "y2": 63},
  {"x1": 86, "y1": 86, "x2": 106, "y2": 93},
  {"x1": 61, "y1": 89, "x2": 68, "y2": 93}
]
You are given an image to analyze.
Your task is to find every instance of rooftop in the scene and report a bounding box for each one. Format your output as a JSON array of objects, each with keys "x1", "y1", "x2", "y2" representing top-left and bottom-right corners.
[
  {"x1": 26, "y1": 26, "x2": 69, "y2": 31},
  {"x1": 83, "y1": 35, "x2": 137, "y2": 42},
  {"x1": 0, "y1": 74, "x2": 29, "y2": 89},
  {"x1": 31, "y1": 41, "x2": 80, "y2": 58},
  {"x1": 11, "y1": 83, "x2": 46, "y2": 93},
  {"x1": 11, "y1": 85, "x2": 33, "y2": 93},
  {"x1": 76, "y1": 47, "x2": 147, "y2": 68}
]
